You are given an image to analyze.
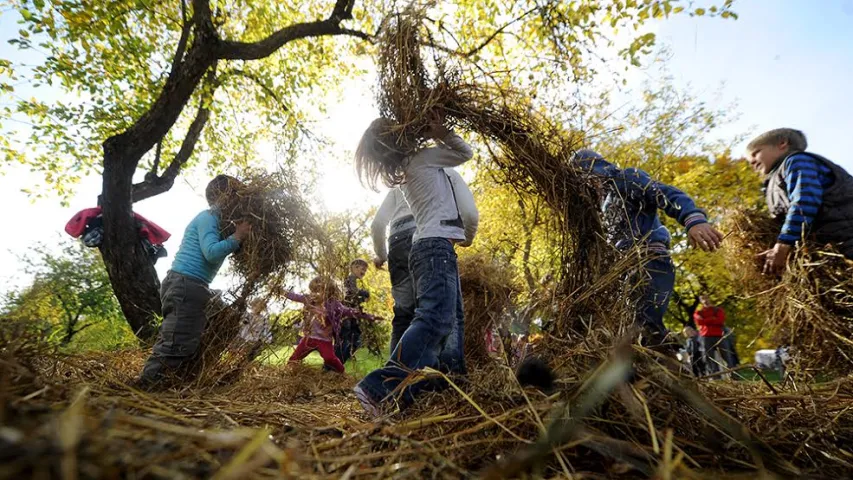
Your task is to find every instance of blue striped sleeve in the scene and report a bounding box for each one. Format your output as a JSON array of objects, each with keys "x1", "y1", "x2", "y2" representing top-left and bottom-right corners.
[{"x1": 778, "y1": 155, "x2": 831, "y2": 244}]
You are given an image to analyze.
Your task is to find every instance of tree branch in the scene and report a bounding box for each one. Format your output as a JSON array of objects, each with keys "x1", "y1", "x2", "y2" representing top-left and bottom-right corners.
[
  {"x1": 167, "y1": 0, "x2": 192, "y2": 84},
  {"x1": 217, "y1": 19, "x2": 369, "y2": 60},
  {"x1": 330, "y1": 0, "x2": 355, "y2": 21},
  {"x1": 427, "y1": 6, "x2": 538, "y2": 58},
  {"x1": 131, "y1": 65, "x2": 218, "y2": 204}
]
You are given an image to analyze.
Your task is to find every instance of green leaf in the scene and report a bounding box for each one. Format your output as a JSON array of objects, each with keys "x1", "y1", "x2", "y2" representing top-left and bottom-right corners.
[
  {"x1": 695, "y1": 8, "x2": 706, "y2": 16},
  {"x1": 20, "y1": 9, "x2": 33, "y2": 21}
]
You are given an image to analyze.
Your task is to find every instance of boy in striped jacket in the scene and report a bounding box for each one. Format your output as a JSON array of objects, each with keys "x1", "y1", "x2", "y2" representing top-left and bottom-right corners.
[{"x1": 747, "y1": 128, "x2": 853, "y2": 274}]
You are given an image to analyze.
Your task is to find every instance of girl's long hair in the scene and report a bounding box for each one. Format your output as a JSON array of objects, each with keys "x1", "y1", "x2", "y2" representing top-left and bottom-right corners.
[
  {"x1": 308, "y1": 276, "x2": 341, "y2": 302},
  {"x1": 354, "y1": 118, "x2": 410, "y2": 191}
]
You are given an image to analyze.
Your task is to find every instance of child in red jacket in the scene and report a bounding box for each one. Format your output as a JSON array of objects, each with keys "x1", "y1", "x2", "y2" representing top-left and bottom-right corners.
[{"x1": 693, "y1": 294, "x2": 733, "y2": 374}]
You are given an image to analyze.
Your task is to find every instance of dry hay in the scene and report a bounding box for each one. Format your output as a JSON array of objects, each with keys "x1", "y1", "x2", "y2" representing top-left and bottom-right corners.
[
  {"x1": 458, "y1": 253, "x2": 519, "y2": 367},
  {"x1": 4, "y1": 328, "x2": 853, "y2": 479},
  {"x1": 726, "y1": 207, "x2": 853, "y2": 375},
  {"x1": 374, "y1": 7, "x2": 634, "y2": 345}
]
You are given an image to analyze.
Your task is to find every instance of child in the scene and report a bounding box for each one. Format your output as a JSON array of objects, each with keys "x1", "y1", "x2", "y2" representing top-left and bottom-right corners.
[
  {"x1": 693, "y1": 294, "x2": 732, "y2": 374},
  {"x1": 286, "y1": 276, "x2": 376, "y2": 373},
  {"x1": 353, "y1": 112, "x2": 477, "y2": 415},
  {"x1": 140, "y1": 175, "x2": 251, "y2": 386},
  {"x1": 238, "y1": 298, "x2": 272, "y2": 361},
  {"x1": 336, "y1": 259, "x2": 371, "y2": 364},
  {"x1": 371, "y1": 187, "x2": 417, "y2": 353},
  {"x1": 682, "y1": 325, "x2": 705, "y2": 377},
  {"x1": 573, "y1": 150, "x2": 724, "y2": 347},
  {"x1": 371, "y1": 168, "x2": 478, "y2": 355},
  {"x1": 746, "y1": 128, "x2": 853, "y2": 274}
]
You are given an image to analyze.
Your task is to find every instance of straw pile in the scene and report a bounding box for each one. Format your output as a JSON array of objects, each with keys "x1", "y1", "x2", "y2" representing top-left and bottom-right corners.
[
  {"x1": 4, "y1": 328, "x2": 853, "y2": 479},
  {"x1": 218, "y1": 172, "x2": 317, "y2": 285},
  {"x1": 458, "y1": 253, "x2": 519, "y2": 366},
  {"x1": 374, "y1": 8, "x2": 632, "y2": 345},
  {"x1": 726, "y1": 207, "x2": 853, "y2": 375}
]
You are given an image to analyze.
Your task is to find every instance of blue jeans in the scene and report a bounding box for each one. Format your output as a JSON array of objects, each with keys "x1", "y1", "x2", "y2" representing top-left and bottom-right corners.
[
  {"x1": 358, "y1": 238, "x2": 461, "y2": 408},
  {"x1": 437, "y1": 278, "x2": 465, "y2": 375},
  {"x1": 639, "y1": 255, "x2": 675, "y2": 336},
  {"x1": 388, "y1": 229, "x2": 416, "y2": 354}
]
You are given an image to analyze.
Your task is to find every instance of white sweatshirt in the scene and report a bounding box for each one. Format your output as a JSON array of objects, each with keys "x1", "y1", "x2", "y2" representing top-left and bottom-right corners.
[
  {"x1": 400, "y1": 132, "x2": 477, "y2": 244},
  {"x1": 372, "y1": 167, "x2": 479, "y2": 261},
  {"x1": 371, "y1": 188, "x2": 414, "y2": 261}
]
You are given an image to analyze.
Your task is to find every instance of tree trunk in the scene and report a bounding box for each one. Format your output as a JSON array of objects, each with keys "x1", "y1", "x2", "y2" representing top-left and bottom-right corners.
[
  {"x1": 91, "y1": 0, "x2": 366, "y2": 344},
  {"x1": 100, "y1": 149, "x2": 161, "y2": 343}
]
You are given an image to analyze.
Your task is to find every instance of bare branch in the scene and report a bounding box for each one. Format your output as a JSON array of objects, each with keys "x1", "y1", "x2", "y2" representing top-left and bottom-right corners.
[
  {"x1": 217, "y1": 19, "x2": 369, "y2": 61},
  {"x1": 131, "y1": 65, "x2": 218, "y2": 204},
  {"x1": 428, "y1": 7, "x2": 538, "y2": 58},
  {"x1": 167, "y1": 0, "x2": 192, "y2": 84}
]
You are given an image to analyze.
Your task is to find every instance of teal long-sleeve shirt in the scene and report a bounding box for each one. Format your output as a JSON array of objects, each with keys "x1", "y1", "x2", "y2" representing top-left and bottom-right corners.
[{"x1": 171, "y1": 209, "x2": 240, "y2": 284}]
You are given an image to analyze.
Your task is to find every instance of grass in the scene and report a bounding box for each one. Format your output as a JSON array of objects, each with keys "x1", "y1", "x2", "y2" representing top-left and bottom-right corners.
[{"x1": 264, "y1": 342, "x2": 387, "y2": 379}]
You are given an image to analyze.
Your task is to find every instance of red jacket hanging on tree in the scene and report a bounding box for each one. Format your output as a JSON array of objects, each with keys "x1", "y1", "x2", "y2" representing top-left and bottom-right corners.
[{"x1": 693, "y1": 306, "x2": 726, "y2": 337}]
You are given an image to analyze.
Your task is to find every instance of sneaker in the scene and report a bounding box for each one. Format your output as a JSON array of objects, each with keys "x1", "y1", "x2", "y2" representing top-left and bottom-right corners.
[{"x1": 353, "y1": 385, "x2": 382, "y2": 419}]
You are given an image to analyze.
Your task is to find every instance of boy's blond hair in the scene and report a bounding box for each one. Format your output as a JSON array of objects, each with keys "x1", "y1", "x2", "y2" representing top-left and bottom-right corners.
[{"x1": 747, "y1": 128, "x2": 808, "y2": 153}]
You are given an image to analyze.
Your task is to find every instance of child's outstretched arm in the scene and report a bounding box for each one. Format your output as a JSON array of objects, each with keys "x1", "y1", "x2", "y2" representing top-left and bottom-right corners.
[
  {"x1": 628, "y1": 168, "x2": 723, "y2": 251},
  {"x1": 339, "y1": 303, "x2": 376, "y2": 322},
  {"x1": 283, "y1": 290, "x2": 308, "y2": 304}
]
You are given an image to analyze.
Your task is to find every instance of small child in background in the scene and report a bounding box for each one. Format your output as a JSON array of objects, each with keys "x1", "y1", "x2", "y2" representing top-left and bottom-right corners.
[
  {"x1": 337, "y1": 259, "x2": 371, "y2": 364},
  {"x1": 239, "y1": 298, "x2": 272, "y2": 344},
  {"x1": 345, "y1": 259, "x2": 371, "y2": 307},
  {"x1": 286, "y1": 277, "x2": 377, "y2": 373}
]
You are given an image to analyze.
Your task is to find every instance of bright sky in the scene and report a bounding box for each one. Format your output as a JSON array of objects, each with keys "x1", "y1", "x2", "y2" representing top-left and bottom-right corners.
[{"x1": 2, "y1": 0, "x2": 852, "y2": 294}]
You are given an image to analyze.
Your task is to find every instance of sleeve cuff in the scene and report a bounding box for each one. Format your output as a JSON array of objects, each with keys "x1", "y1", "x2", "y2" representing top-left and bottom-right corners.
[
  {"x1": 226, "y1": 235, "x2": 241, "y2": 251},
  {"x1": 777, "y1": 235, "x2": 797, "y2": 245},
  {"x1": 683, "y1": 212, "x2": 708, "y2": 229}
]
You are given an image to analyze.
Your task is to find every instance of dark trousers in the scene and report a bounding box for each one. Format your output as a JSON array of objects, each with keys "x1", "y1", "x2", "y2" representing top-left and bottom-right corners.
[
  {"x1": 686, "y1": 337, "x2": 705, "y2": 376},
  {"x1": 639, "y1": 255, "x2": 676, "y2": 337},
  {"x1": 388, "y1": 230, "x2": 416, "y2": 354},
  {"x1": 335, "y1": 318, "x2": 362, "y2": 364},
  {"x1": 358, "y1": 238, "x2": 461, "y2": 408},
  {"x1": 702, "y1": 336, "x2": 734, "y2": 374},
  {"x1": 141, "y1": 271, "x2": 211, "y2": 383}
]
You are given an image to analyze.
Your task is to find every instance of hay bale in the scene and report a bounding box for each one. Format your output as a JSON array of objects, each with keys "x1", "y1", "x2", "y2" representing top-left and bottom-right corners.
[
  {"x1": 458, "y1": 253, "x2": 518, "y2": 366},
  {"x1": 726, "y1": 207, "x2": 853, "y2": 375}
]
